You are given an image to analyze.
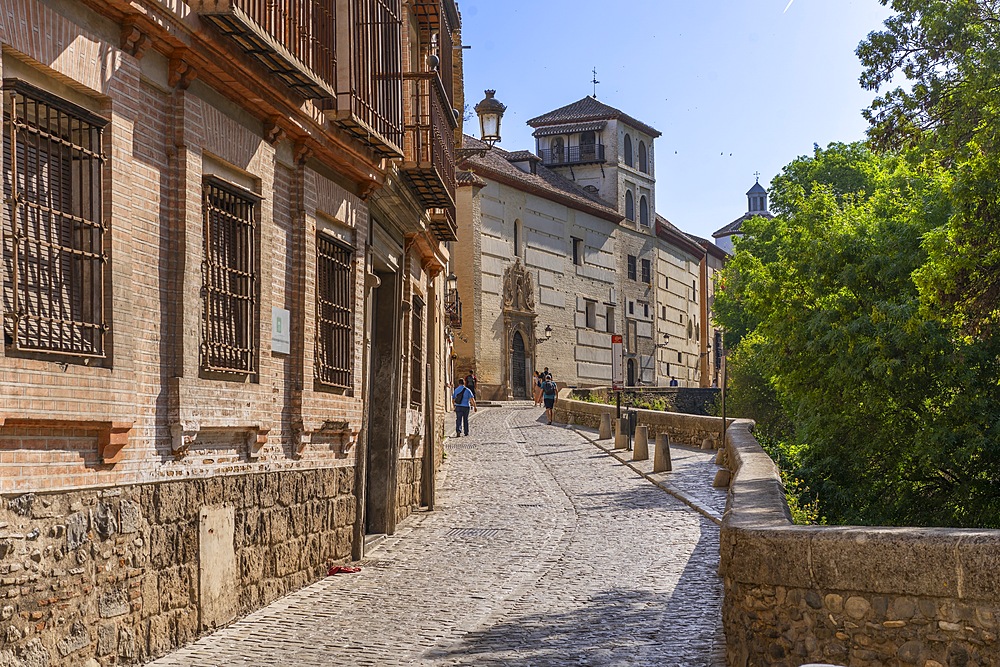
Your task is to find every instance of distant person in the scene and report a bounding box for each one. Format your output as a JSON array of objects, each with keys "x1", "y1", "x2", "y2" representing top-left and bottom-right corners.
[
  {"x1": 464, "y1": 369, "x2": 478, "y2": 398},
  {"x1": 452, "y1": 377, "x2": 477, "y2": 437},
  {"x1": 669, "y1": 377, "x2": 679, "y2": 387},
  {"x1": 532, "y1": 371, "x2": 543, "y2": 407},
  {"x1": 541, "y1": 374, "x2": 558, "y2": 425},
  {"x1": 711, "y1": 378, "x2": 719, "y2": 388}
]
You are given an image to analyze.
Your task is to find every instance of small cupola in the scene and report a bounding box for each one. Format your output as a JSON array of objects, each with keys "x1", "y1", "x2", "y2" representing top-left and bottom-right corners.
[{"x1": 747, "y1": 177, "x2": 768, "y2": 214}]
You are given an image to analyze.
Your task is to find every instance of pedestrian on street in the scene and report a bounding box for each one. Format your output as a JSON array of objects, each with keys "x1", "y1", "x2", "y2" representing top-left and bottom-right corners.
[
  {"x1": 452, "y1": 377, "x2": 477, "y2": 437},
  {"x1": 541, "y1": 374, "x2": 558, "y2": 425},
  {"x1": 532, "y1": 371, "x2": 543, "y2": 406},
  {"x1": 464, "y1": 369, "x2": 478, "y2": 398}
]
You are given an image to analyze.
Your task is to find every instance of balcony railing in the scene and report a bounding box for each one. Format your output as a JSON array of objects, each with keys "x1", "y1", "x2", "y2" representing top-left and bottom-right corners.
[
  {"x1": 401, "y1": 72, "x2": 457, "y2": 215},
  {"x1": 538, "y1": 144, "x2": 606, "y2": 166},
  {"x1": 444, "y1": 287, "x2": 462, "y2": 330},
  {"x1": 195, "y1": 0, "x2": 336, "y2": 99},
  {"x1": 429, "y1": 205, "x2": 457, "y2": 243}
]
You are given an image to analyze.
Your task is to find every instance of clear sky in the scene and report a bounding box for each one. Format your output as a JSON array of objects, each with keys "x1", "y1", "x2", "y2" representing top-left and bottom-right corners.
[{"x1": 459, "y1": 0, "x2": 894, "y2": 241}]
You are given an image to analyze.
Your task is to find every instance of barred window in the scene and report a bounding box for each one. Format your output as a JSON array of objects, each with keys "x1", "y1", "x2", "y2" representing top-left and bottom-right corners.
[
  {"x1": 3, "y1": 80, "x2": 107, "y2": 358},
  {"x1": 409, "y1": 296, "x2": 423, "y2": 406},
  {"x1": 201, "y1": 177, "x2": 259, "y2": 375},
  {"x1": 316, "y1": 234, "x2": 353, "y2": 389}
]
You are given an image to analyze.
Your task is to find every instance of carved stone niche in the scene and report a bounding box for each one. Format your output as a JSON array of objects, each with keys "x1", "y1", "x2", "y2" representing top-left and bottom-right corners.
[{"x1": 501, "y1": 260, "x2": 538, "y2": 400}]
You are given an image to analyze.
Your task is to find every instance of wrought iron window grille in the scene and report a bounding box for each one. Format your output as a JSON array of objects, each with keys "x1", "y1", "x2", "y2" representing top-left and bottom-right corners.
[{"x1": 315, "y1": 233, "x2": 354, "y2": 390}]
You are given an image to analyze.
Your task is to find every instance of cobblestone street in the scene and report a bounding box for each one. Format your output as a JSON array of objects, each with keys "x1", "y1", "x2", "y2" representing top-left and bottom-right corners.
[{"x1": 148, "y1": 405, "x2": 726, "y2": 666}]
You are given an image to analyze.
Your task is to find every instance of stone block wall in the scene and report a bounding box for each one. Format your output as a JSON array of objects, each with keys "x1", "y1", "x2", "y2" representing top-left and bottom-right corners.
[
  {"x1": 721, "y1": 421, "x2": 1000, "y2": 666},
  {"x1": 0, "y1": 467, "x2": 355, "y2": 666},
  {"x1": 553, "y1": 391, "x2": 730, "y2": 448},
  {"x1": 570, "y1": 387, "x2": 720, "y2": 416}
]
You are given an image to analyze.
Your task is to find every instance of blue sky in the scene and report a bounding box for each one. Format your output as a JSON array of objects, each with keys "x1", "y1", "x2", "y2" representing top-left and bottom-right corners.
[{"x1": 459, "y1": 0, "x2": 894, "y2": 241}]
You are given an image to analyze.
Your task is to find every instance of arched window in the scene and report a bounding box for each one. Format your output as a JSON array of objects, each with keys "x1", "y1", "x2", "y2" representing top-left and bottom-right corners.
[
  {"x1": 623, "y1": 134, "x2": 633, "y2": 167},
  {"x1": 639, "y1": 195, "x2": 649, "y2": 226},
  {"x1": 551, "y1": 137, "x2": 565, "y2": 164},
  {"x1": 514, "y1": 219, "x2": 522, "y2": 257},
  {"x1": 625, "y1": 190, "x2": 635, "y2": 221},
  {"x1": 580, "y1": 131, "x2": 596, "y2": 160},
  {"x1": 638, "y1": 141, "x2": 648, "y2": 173}
]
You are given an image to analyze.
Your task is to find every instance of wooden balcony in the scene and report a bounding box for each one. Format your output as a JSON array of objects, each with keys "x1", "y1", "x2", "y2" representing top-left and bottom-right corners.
[
  {"x1": 429, "y1": 205, "x2": 457, "y2": 243},
  {"x1": 401, "y1": 72, "x2": 457, "y2": 215},
  {"x1": 194, "y1": 0, "x2": 336, "y2": 99}
]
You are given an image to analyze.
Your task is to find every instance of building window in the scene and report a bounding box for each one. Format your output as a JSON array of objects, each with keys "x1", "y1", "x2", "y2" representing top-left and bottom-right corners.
[
  {"x1": 3, "y1": 80, "x2": 108, "y2": 358},
  {"x1": 585, "y1": 299, "x2": 597, "y2": 329},
  {"x1": 514, "y1": 219, "x2": 522, "y2": 258},
  {"x1": 692, "y1": 279, "x2": 697, "y2": 301},
  {"x1": 606, "y1": 306, "x2": 615, "y2": 333},
  {"x1": 628, "y1": 301, "x2": 634, "y2": 315},
  {"x1": 580, "y1": 131, "x2": 596, "y2": 160},
  {"x1": 625, "y1": 190, "x2": 634, "y2": 221},
  {"x1": 627, "y1": 254, "x2": 637, "y2": 281},
  {"x1": 661, "y1": 305, "x2": 667, "y2": 320},
  {"x1": 677, "y1": 351, "x2": 683, "y2": 363},
  {"x1": 551, "y1": 136, "x2": 565, "y2": 164},
  {"x1": 410, "y1": 297, "x2": 424, "y2": 405},
  {"x1": 201, "y1": 177, "x2": 260, "y2": 375},
  {"x1": 641, "y1": 258, "x2": 651, "y2": 284},
  {"x1": 316, "y1": 234, "x2": 354, "y2": 390},
  {"x1": 638, "y1": 141, "x2": 648, "y2": 173},
  {"x1": 642, "y1": 301, "x2": 649, "y2": 318},
  {"x1": 639, "y1": 195, "x2": 649, "y2": 227},
  {"x1": 572, "y1": 237, "x2": 583, "y2": 266},
  {"x1": 623, "y1": 134, "x2": 633, "y2": 167}
]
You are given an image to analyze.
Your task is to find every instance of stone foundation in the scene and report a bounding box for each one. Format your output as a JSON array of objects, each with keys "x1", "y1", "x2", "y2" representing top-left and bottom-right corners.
[{"x1": 0, "y1": 467, "x2": 356, "y2": 665}]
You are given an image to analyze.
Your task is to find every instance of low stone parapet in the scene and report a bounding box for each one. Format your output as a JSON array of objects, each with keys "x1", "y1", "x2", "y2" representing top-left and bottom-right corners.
[
  {"x1": 552, "y1": 390, "x2": 730, "y2": 448},
  {"x1": 721, "y1": 421, "x2": 1000, "y2": 666}
]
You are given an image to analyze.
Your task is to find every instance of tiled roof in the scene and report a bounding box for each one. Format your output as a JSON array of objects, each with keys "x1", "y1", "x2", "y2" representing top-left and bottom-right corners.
[
  {"x1": 456, "y1": 170, "x2": 487, "y2": 187},
  {"x1": 527, "y1": 96, "x2": 661, "y2": 138},
  {"x1": 504, "y1": 150, "x2": 541, "y2": 163},
  {"x1": 747, "y1": 181, "x2": 766, "y2": 195},
  {"x1": 654, "y1": 214, "x2": 705, "y2": 258},
  {"x1": 457, "y1": 135, "x2": 622, "y2": 223},
  {"x1": 532, "y1": 120, "x2": 607, "y2": 138},
  {"x1": 712, "y1": 211, "x2": 774, "y2": 239}
]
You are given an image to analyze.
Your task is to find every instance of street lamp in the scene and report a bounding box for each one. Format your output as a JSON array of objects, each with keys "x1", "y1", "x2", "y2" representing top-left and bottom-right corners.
[
  {"x1": 457, "y1": 89, "x2": 507, "y2": 158},
  {"x1": 537, "y1": 324, "x2": 553, "y2": 344}
]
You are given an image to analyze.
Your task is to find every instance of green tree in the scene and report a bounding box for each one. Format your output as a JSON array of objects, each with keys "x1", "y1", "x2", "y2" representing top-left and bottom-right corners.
[
  {"x1": 858, "y1": 0, "x2": 1000, "y2": 337},
  {"x1": 716, "y1": 143, "x2": 1000, "y2": 527}
]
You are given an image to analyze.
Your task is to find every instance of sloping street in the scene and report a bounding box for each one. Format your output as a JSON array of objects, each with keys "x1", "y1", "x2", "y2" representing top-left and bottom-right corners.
[{"x1": 148, "y1": 405, "x2": 725, "y2": 666}]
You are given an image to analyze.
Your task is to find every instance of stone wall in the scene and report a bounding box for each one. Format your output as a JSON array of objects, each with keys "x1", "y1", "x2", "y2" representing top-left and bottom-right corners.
[
  {"x1": 553, "y1": 391, "x2": 729, "y2": 448},
  {"x1": 570, "y1": 387, "x2": 721, "y2": 416},
  {"x1": 721, "y1": 421, "x2": 1000, "y2": 666},
  {"x1": 0, "y1": 467, "x2": 355, "y2": 666}
]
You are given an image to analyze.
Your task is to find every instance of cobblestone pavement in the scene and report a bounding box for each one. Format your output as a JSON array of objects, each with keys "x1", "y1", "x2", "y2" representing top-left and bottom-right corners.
[{"x1": 148, "y1": 406, "x2": 725, "y2": 667}]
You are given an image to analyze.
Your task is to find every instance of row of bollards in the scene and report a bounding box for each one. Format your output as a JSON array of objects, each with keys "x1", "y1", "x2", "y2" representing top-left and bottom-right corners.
[{"x1": 599, "y1": 413, "x2": 672, "y2": 473}]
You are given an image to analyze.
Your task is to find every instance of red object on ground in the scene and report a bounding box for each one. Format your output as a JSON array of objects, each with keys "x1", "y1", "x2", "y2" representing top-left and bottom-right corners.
[{"x1": 327, "y1": 565, "x2": 362, "y2": 575}]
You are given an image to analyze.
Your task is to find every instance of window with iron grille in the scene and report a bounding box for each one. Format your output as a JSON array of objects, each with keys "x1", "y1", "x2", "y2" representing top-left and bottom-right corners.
[
  {"x1": 410, "y1": 296, "x2": 424, "y2": 406},
  {"x1": 2, "y1": 80, "x2": 108, "y2": 358},
  {"x1": 316, "y1": 234, "x2": 354, "y2": 390},
  {"x1": 627, "y1": 254, "x2": 636, "y2": 281},
  {"x1": 201, "y1": 177, "x2": 259, "y2": 375}
]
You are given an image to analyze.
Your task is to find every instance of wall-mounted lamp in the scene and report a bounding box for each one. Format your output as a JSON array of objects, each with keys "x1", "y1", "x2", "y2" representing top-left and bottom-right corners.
[
  {"x1": 537, "y1": 324, "x2": 553, "y2": 344},
  {"x1": 457, "y1": 90, "x2": 507, "y2": 159},
  {"x1": 654, "y1": 331, "x2": 671, "y2": 349}
]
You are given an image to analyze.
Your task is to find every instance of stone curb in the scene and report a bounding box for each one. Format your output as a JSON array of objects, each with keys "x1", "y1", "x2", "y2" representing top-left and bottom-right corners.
[{"x1": 569, "y1": 424, "x2": 724, "y2": 526}]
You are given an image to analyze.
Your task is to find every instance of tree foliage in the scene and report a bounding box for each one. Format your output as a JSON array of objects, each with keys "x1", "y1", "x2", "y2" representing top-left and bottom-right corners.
[
  {"x1": 859, "y1": 0, "x2": 1000, "y2": 337},
  {"x1": 715, "y1": 143, "x2": 1000, "y2": 527}
]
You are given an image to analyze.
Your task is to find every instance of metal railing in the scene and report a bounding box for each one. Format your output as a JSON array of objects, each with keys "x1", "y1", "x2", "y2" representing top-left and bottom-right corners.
[
  {"x1": 402, "y1": 71, "x2": 456, "y2": 208},
  {"x1": 538, "y1": 144, "x2": 606, "y2": 166}
]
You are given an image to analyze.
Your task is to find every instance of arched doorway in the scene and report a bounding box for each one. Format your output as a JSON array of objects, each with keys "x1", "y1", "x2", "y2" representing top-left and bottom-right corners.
[
  {"x1": 626, "y1": 358, "x2": 636, "y2": 386},
  {"x1": 511, "y1": 331, "x2": 527, "y2": 398}
]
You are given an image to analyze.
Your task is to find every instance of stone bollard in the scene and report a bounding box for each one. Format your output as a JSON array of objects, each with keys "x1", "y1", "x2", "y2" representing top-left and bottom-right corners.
[
  {"x1": 599, "y1": 412, "x2": 613, "y2": 440},
  {"x1": 653, "y1": 433, "x2": 672, "y2": 473},
  {"x1": 700, "y1": 437, "x2": 714, "y2": 450},
  {"x1": 633, "y1": 426, "x2": 649, "y2": 461},
  {"x1": 713, "y1": 469, "x2": 732, "y2": 487},
  {"x1": 715, "y1": 448, "x2": 726, "y2": 466},
  {"x1": 614, "y1": 418, "x2": 629, "y2": 450}
]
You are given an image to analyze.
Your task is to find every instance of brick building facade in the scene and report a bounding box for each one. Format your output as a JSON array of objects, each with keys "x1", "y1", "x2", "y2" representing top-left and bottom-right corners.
[{"x1": 0, "y1": 0, "x2": 464, "y2": 663}]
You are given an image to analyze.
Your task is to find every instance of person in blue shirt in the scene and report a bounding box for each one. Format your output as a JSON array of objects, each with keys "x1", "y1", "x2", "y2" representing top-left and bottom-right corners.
[
  {"x1": 452, "y1": 377, "x2": 477, "y2": 437},
  {"x1": 541, "y1": 374, "x2": 557, "y2": 425}
]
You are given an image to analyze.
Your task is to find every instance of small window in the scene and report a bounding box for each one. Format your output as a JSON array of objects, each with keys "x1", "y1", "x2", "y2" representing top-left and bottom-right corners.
[
  {"x1": 641, "y1": 258, "x2": 651, "y2": 284},
  {"x1": 639, "y1": 195, "x2": 649, "y2": 227},
  {"x1": 677, "y1": 351, "x2": 682, "y2": 363},
  {"x1": 627, "y1": 255, "x2": 637, "y2": 281},
  {"x1": 585, "y1": 299, "x2": 597, "y2": 329},
  {"x1": 692, "y1": 280, "x2": 697, "y2": 301},
  {"x1": 628, "y1": 301, "x2": 634, "y2": 315},
  {"x1": 316, "y1": 234, "x2": 354, "y2": 390},
  {"x1": 625, "y1": 190, "x2": 635, "y2": 221},
  {"x1": 3, "y1": 80, "x2": 108, "y2": 358},
  {"x1": 572, "y1": 237, "x2": 583, "y2": 266},
  {"x1": 661, "y1": 305, "x2": 667, "y2": 320},
  {"x1": 624, "y1": 134, "x2": 633, "y2": 167},
  {"x1": 202, "y1": 177, "x2": 260, "y2": 375},
  {"x1": 606, "y1": 306, "x2": 615, "y2": 333},
  {"x1": 514, "y1": 219, "x2": 522, "y2": 258},
  {"x1": 638, "y1": 141, "x2": 648, "y2": 173},
  {"x1": 410, "y1": 297, "x2": 424, "y2": 405},
  {"x1": 642, "y1": 302, "x2": 649, "y2": 318}
]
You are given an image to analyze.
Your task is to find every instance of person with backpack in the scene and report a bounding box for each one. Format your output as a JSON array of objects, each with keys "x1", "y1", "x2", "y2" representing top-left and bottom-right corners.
[
  {"x1": 541, "y1": 374, "x2": 558, "y2": 425},
  {"x1": 464, "y1": 369, "x2": 478, "y2": 398},
  {"x1": 452, "y1": 377, "x2": 477, "y2": 437}
]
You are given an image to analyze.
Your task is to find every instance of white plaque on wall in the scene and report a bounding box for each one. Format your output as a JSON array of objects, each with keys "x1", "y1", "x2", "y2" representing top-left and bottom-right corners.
[{"x1": 272, "y1": 307, "x2": 291, "y2": 354}]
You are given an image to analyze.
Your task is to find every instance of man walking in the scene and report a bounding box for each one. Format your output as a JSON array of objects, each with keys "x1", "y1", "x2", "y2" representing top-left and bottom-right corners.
[
  {"x1": 452, "y1": 377, "x2": 477, "y2": 437},
  {"x1": 541, "y1": 374, "x2": 558, "y2": 425},
  {"x1": 464, "y1": 369, "x2": 478, "y2": 398}
]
